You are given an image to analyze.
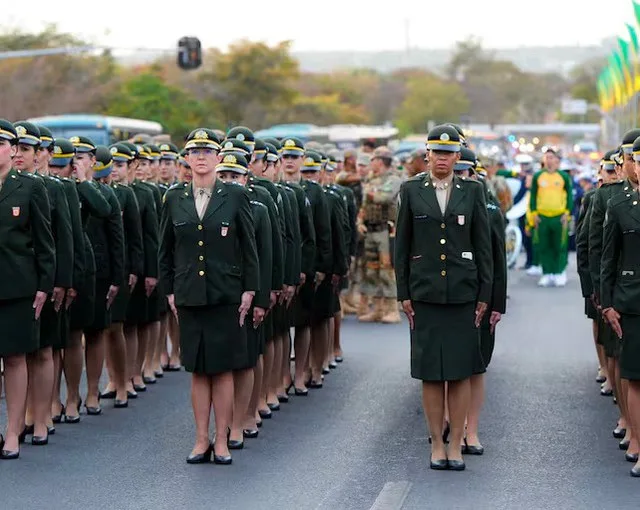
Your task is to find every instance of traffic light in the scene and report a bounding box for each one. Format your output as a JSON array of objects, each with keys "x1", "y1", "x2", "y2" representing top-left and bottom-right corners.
[{"x1": 177, "y1": 37, "x2": 202, "y2": 70}]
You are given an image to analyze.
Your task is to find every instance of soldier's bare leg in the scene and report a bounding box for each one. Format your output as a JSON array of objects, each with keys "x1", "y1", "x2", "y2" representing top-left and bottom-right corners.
[
  {"x1": 168, "y1": 313, "x2": 181, "y2": 368},
  {"x1": 466, "y1": 374, "x2": 484, "y2": 446},
  {"x1": 105, "y1": 323, "x2": 128, "y2": 403},
  {"x1": 260, "y1": 341, "x2": 275, "y2": 412},
  {"x1": 333, "y1": 313, "x2": 343, "y2": 359},
  {"x1": 246, "y1": 356, "x2": 263, "y2": 432},
  {"x1": 293, "y1": 327, "x2": 311, "y2": 390},
  {"x1": 268, "y1": 336, "x2": 283, "y2": 405},
  {"x1": 446, "y1": 378, "x2": 471, "y2": 462},
  {"x1": 63, "y1": 331, "x2": 84, "y2": 420},
  {"x1": 2, "y1": 354, "x2": 28, "y2": 452},
  {"x1": 143, "y1": 321, "x2": 160, "y2": 381},
  {"x1": 281, "y1": 331, "x2": 293, "y2": 393},
  {"x1": 231, "y1": 368, "x2": 254, "y2": 443},
  {"x1": 133, "y1": 324, "x2": 149, "y2": 388},
  {"x1": 50, "y1": 349, "x2": 64, "y2": 420},
  {"x1": 310, "y1": 320, "x2": 328, "y2": 383},
  {"x1": 84, "y1": 330, "x2": 105, "y2": 409},
  {"x1": 190, "y1": 373, "x2": 212, "y2": 456},
  {"x1": 210, "y1": 372, "x2": 234, "y2": 458},
  {"x1": 324, "y1": 316, "x2": 335, "y2": 370},
  {"x1": 124, "y1": 325, "x2": 139, "y2": 394},
  {"x1": 152, "y1": 315, "x2": 168, "y2": 376},
  {"x1": 422, "y1": 381, "x2": 446, "y2": 461},
  {"x1": 26, "y1": 347, "x2": 54, "y2": 438}
]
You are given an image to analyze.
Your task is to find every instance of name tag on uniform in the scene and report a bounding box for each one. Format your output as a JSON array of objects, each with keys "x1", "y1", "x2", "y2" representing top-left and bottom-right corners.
[
  {"x1": 458, "y1": 215, "x2": 465, "y2": 226},
  {"x1": 462, "y1": 252, "x2": 473, "y2": 260},
  {"x1": 12, "y1": 207, "x2": 20, "y2": 217},
  {"x1": 622, "y1": 270, "x2": 635, "y2": 276}
]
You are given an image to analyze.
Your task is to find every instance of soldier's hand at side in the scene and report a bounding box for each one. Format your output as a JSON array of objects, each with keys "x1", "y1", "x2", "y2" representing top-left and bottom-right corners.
[
  {"x1": 315, "y1": 272, "x2": 325, "y2": 289},
  {"x1": 475, "y1": 302, "x2": 488, "y2": 327},
  {"x1": 253, "y1": 307, "x2": 266, "y2": 329},
  {"x1": 402, "y1": 300, "x2": 415, "y2": 330},
  {"x1": 603, "y1": 308, "x2": 623, "y2": 339},
  {"x1": 145, "y1": 277, "x2": 158, "y2": 297},
  {"x1": 33, "y1": 291, "x2": 48, "y2": 320},
  {"x1": 128, "y1": 274, "x2": 138, "y2": 292},
  {"x1": 270, "y1": 291, "x2": 278, "y2": 309},
  {"x1": 238, "y1": 291, "x2": 254, "y2": 327},
  {"x1": 65, "y1": 288, "x2": 77, "y2": 310},
  {"x1": 331, "y1": 274, "x2": 340, "y2": 290},
  {"x1": 51, "y1": 287, "x2": 65, "y2": 312},
  {"x1": 489, "y1": 311, "x2": 502, "y2": 334},
  {"x1": 299, "y1": 273, "x2": 307, "y2": 286},
  {"x1": 106, "y1": 285, "x2": 119, "y2": 309},
  {"x1": 285, "y1": 285, "x2": 295, "y2": 306},
  {"x1": 167, "y1": 294, "x2": 178, "y2": 320},
  {"x1": 357, "y1": 223, "x2": 367, "y2": 235}
]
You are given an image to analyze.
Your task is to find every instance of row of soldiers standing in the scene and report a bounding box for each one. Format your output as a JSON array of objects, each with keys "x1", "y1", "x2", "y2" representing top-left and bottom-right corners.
[
  {"x1": 576, "y1": 128, "x2": 640, "y2": 478},
  {"x1": 0, "y1": 119, "x2": 360, "y2": 463}
]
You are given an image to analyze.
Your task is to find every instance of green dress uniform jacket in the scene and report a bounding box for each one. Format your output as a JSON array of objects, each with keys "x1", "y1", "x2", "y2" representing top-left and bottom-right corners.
[
  {"x1": 111, "y1": 183, "x2": 144, "y2": 279},
  {"x1": 576, "y1": 189, "x2": 595, "y2": 298},
  {"x1": 301, "y1": 178, "x2": 332, "y2": 274},
  {"x1": 284, "y1": 180, "x2": 316, "y2": 276},
  {"x1": 248, "y1": 197, "x2": 273, "y2": 310},
  {"x1": 249, "y1": 175, "x2": 285, "y2": 289},
  {"x1": 278, "y1": 184, "x2": 302, "y2": 285},
  {"x1": 333, "y1": 183, "x2": 358, "y2": 258},
  {"x1": 325, "y1": 188, "x2": 349, "y2": 278},
  {"x1": 394, "y1": 173, "x2": 493, "y2": 305},
  {"x1": 159, "y1": 179, "x2": 260, "y2": 307},
  {"x1": 487, "y1": 200, "x2": 507, "y2": 315},
  {"x1": 589, "y1": 180, "x2": 627, "y2": 302},
  {"x1": 59, "y1": 178, "x2": 86, "y2": 291},
  {"x1": 131, "y1": 180, "x2": 159, "y2": 279},
  {"x1": 0, "y1": 169, "x2": 55, "y2": 299}
]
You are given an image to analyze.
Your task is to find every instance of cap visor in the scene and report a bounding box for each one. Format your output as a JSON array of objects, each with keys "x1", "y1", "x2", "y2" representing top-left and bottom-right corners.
[
  {"x1": 281, "y1": 149, "x2": 304, "y2": 156},
  {"x1": 215, "y1": 165, "x2": 247, "y2": 174},
  {"x1": 427, "y1": 143, "x2": 461, "y2": 152}
]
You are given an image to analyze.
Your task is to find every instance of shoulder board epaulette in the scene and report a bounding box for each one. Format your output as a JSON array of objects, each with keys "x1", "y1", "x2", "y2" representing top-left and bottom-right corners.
[
  {"x1": 250, "y1": 200, "x2": 267, "y2": 208},
  {"x1": 18, "y1": 171, "x2": 37, "y2": 179},
  {"x1": 609, "y1": 190, "x2": 635, "y2": 207},
  {"x1": 487, "y1": 202, "x2": 499, "y2": 210}
]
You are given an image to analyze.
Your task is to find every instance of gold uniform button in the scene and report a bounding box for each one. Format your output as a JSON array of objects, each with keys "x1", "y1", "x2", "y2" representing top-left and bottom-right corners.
[
  {"x1": 440, "y1": 254, "x2": 446, "y2": 261},
  {"x1": 198, "y1": 241, "x2": 204, "y2": 246},
  {"x1": 440, "y1": 239, "x2": 446, "y2": 245},
  {"x1": 441, "y1": 270, "x2": 446, "y2": 277},
  {"x1": 441, "y1": 223, "x2": 445, "y2": 229},
  {"x1": 198, "y1": 224, "x2": 203, "y2": 230},
  {"x1": 199, "y1": 270, "x2": 205, "y2": 276},
  {"x1": 199, "y1": 255, "x2": 204, "y2": 261}
]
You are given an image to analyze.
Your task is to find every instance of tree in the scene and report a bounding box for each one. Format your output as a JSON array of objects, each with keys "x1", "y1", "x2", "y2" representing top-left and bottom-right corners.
[
  {"x1": 199, "y1": 40, "x2": 300, "y2": 128},
  {"x1": 394, "y1": 75, "x2": 469, "y2": 134},
  {"x1": 102, "y1": 71, "x2": 212, "y2": 141}
]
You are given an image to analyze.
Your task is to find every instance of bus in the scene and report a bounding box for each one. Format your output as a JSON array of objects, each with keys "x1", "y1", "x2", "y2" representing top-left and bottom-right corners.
[{"x1": 26, "y1": 114, "x2": 164, "y2": 146}]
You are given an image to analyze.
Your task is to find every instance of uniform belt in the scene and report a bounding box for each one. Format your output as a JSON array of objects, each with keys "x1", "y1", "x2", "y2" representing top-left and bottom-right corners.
[{"x1": 365, "y1": 222, "x2": 388, "y2": 232}]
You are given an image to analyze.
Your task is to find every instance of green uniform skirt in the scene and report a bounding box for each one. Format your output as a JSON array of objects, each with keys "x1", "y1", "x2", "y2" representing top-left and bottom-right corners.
[
  {"x1": 0, "y1": 298, "x2": 40, "y2": 357},
  {"x1": 311, "y1": 279, "x2": 335, "y2": 325},
  {"x1": 293, "y1": 278, "x2": 315, "y2": 328},
  {"x1": 85, "y1": 278, "x2": 112, "y2": 334},
  {"x1": 263, "y1": 312, "x2": 274, "y2": 344},
  {"x1": 110, "y1": 282, "x2": 130, "y2": 323},
  {"x1": 272, "y1": 303, "x2": 287, "y2": 336},
  {"x1": 177, "y1": 303, "x2": 248, "y2": 376},
  {"x1": 145, "y1": 287, "x2": 161, "y2": 324},
  {"x1": 598, "y1": 315, "x2": 619, "y2": 359},
  {"x1": 242, "y1": 308, "x2": 264, "y2": 370},
  {"x1": 585, "y1": 298, "x2": 597, "y2": 320},
  {"x1": 69, "y1": 273, "x2": 95, "y2": 332},
  {"x1": 620, "y1": 314, "x2": 640, "y2": 380},
  {"x1": 411, "y1": 301, "x2": 480, "y2": 382},
  {"x1": 40, "y1": 298, "x2": 62, "y2": 350},
  {"x1": 126, "y1": 280, "x2": 148, "y2": 326}
]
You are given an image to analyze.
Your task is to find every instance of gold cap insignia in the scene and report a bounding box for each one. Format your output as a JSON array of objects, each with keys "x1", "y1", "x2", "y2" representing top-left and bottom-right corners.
[
  {"x1": 305, "y1": 157, "x2": 315, "y2": 165},
  {"x1": 284, "y1": 139, "x2": 295, "y2": 147},
  {"x1": 54, "y1": 145, "x2": 62, "y2": 154},
  {"x1": 224, "y1": 141, "x2": 234, "y2": 149},
  {"x1": 194, "y1": 130, "x2": 208, "y2": 140},
  {"x1": 16, "y1": 125, "x2": 27, "y2": 137},
  {"x1": 70, "y1": 136, "x2": 80, "y2": 143},
  {"x1": 237, "y1": 133, "x2": 245, "y2": 141},
  {"x1": 160, "y1": 144, "x2": 169, "y2": 151},
  {"x1": 223, "y1": 154, "x2": 237, "y2": 164},
  {"x1": 440, "y1": 133, "x2": 450, "y2": 141},
  {"x1": 110, "y1": 146, "x2": 118, "y2": 154}
]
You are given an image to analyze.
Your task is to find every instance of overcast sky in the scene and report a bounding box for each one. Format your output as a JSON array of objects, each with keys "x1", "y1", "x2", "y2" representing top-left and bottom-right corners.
[{"x1": 2, "y1": 0, "x2": 636, "y2": 52}]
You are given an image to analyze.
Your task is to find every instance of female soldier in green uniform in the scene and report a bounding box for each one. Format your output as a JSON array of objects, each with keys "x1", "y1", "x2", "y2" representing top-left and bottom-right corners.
[
  {"x1": 601, "y1": 134, "x2": 640, "y2": 477},
  {"x1": 160, "y1": 128, "x2": 259, "y2": 464},
  {"x1": 395, "y1": 125, "x2": 493, "y2": 471},
  {"x1": 96, "y1": 145, "x2": 143, "y2": 408},
  {"x1": 13, "y1": 121, "x2": 72, "y2": 445},
  {"x1": 0, "y1": 119, "x2": 55, "y2": 459}
]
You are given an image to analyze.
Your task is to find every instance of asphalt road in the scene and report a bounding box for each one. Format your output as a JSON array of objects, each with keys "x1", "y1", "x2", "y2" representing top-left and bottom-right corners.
[{"x1": 1, "y1": 256, "x2": 638, "y2": 509}]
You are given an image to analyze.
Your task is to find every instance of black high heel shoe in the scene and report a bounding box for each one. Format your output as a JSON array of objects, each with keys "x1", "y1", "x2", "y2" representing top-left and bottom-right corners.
[
  {"x1": 99, "y1": 390, "x2": 116, "y2": 400},
  {"x1": 19, "y1": 425, "x2": 33, "y2": 444},
  {"x1": 52, "y1": 405, "x2": 65, "y2": 424},
  {"x1": 243, "y1": 429, "x2": 259, "y2": 439},
  {"x1": 32, "y1": 433, "x2": 48, "y2": 446},
  {"x1": 614, "y1": 426, "x2": 627, "y2": 439},
  {"x1": 214, "y1": 429, "x2": 232, "y2": 465},
  {"x1": 186, "y1": 444, "x2": 212, "y2": 464},
  {"x1": 63, "y1": 398, "x2": 81, "y2": 424},
  {"x1": 267, "y1": 402, "x2": 280, "y2": 412},
  {"x1": 0, "y1": 434, "x2": 19, "y2": 460},
  {"x1": 258, "y1": 409, "x2": 272, "y2": 420}
]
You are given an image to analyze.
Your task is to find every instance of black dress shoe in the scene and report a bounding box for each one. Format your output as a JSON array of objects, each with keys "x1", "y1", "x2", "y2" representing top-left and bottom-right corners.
[
  {"x1": 335, "y1": 356, "x2": 344, "y2": 363},
  {"x1": 213, "y1": 454, "x2": 232, "y2": 465},
  {"x1": 19, "y1": 426, "x2": 32, "y2": 444},
  {"x1": 114, "y1": 399, "x2": 128, "y2": 409},
  {"x1": 256, "y1": 420, "x2": 262, "y2": 428},
  {"x1": 52, "y1": 406, "x2": 65, "y2": 424},
  {"x1": 32, "y1": 434, "x2": 48, "y2": 446},
  {"x1": 277, "y1": 393, "x2": 289, "y2": 403},
  {"x1": 267, "y1": 402, "x2": 280, "y2": 412},
  {"x1": 447, "y1": 459, "x2": 466, "y2": 471},
  {"x1": 85, "y1": 405, "x2": 102, "y2": 416},
  {"x1": 626, "y1": 452, "x2": 639, "y2": 463},
  {"x1": 620, "y1": 439, "x2": 631, "y2": 451},
  {"x1": 228, "y1": 439, "x2": 244, "y2": 450},
  {"x1": 631, "y1": 466, "x2": 640, "y2": 477},
  {"x1": 186, "y1": 445, "x2": 212, "y2": 464},
  {"x1": 463, "y1": 439, "x2": 484, "y2": 455},
  {"x1": 132, "y1": 383, "x2": 146, "y2": 392},
  {"x1": 614, "y1": 427, "x2": 627, "y2": 439},
  {"x1": 99, "y1": 390, "x2": 116, "y2": 400},
  {"x1": 258, "y1": 409, "x2": 272, "y2": 420},
  {"x1": 154, "y1": 371, "x2": 164, "y2": 378},
  {"x1": 294, "y1": 387, "x2": 308, "y2": 396},
  {"x1": 0, "y1": 448, "x2": 19, "y2": 460},
  {"x1": 63, "y1": 399, "x2": 81, "y2": 423},
  {"x1": 127, "y1": 390, "x2": 138, "y2": 399},
  {"x1": 309, "y1": 380, "x2": 323, "y2": 389},
  {"x1": 601, "y1": 387, "x2": 614, "y2": 396},
  {"x1": 596, "y1": 374, "x2": 607, "y2": 383},
  {"x1": 322, "y1": 368, "x2": 331, "y2": 375},
  {"x1": 143, "y1": 376, "x2": 156, "y2": 385},
  {"x1": 429, "y1": 457, "x2": 448, "y2": 470},
  {"x1": 165, "y1": 364, "x2": 182, "y2": 372},
  {"x1": 243, "y1": 429, "x2": 259, "y2": 439},
  {"x1": 47, "y1": 425, "x2": 55, "y2": 435},
  {"x1": 329, "y1": 361, "x2": 338, "y2": 369}
]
